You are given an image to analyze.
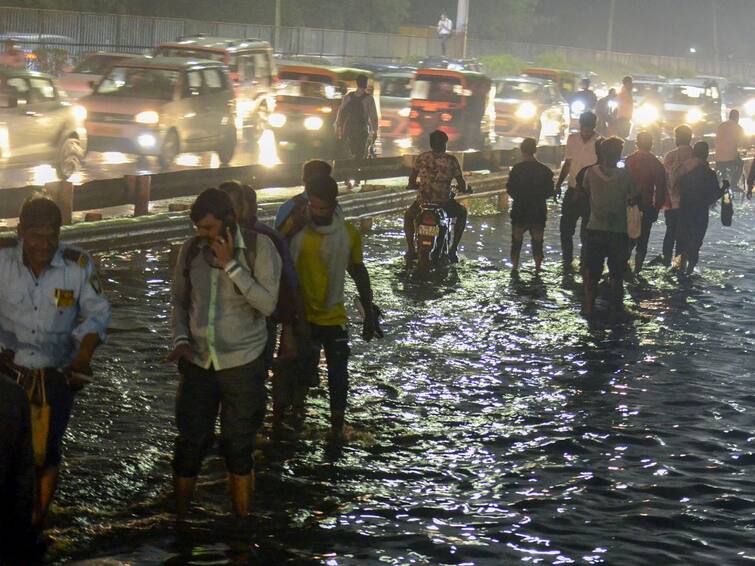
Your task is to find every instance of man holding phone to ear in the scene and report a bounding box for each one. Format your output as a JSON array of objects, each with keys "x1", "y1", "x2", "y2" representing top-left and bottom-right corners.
[{"x1": 166, "y1": 188, "x2": 281, "y2": 518}]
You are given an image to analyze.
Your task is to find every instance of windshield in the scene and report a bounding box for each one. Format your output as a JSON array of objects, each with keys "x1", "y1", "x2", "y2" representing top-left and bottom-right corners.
[
  {"x1": 96, "y1": 67, "x2": 180, "y2": 100},
  {"x1": 155, "y1": 47, "x2": 235, "y2": 71},
  {"x1": 495, "y1": 80, "x2": 540, "y2": 100},
  {"x1": 278, "y1": 71, "x2": 339, "y2": 98},
  {"x1": 74, "y1": 55, "x2": 126, "y2": 75},
  {"x1": 411, "y1": 75, "x2": 462, "y2": 103},
  {"x1": 667, "y1": 85, "x2": 710, "y2": 104},
  {"x1": 633, "y1": 83, "x2": 664, "y2": 96},
  {"x1": 382, "y1": 77, "x2": 412, "y2": 98}
]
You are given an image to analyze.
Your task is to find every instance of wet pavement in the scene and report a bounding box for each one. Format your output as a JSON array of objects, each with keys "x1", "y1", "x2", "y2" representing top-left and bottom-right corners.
[{"x1": 46, "y1": 195, "x2": 755, "y2": 564}]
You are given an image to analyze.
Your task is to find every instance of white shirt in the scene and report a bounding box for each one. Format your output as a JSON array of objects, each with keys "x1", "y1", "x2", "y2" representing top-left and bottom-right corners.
[
  {"x1": 0, "y1": 241, "x2": 111, "y2": 369},
  {"x1": 715, "y1": 120, "x2": 745, "y2": 162},
  {"x1": 565, "y1": 132, "x2": 599, "y2": 188},
  {"x1": 438, "y1": 17, "x2": 453, "y2": 36}
]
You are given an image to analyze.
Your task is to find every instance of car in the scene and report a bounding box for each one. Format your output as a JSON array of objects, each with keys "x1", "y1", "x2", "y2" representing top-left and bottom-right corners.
[
  {"x1": 81, "y1": 57, "x2": 236, "y2": 168},
  {"x1": 59, "y1": 52, "x2": 136, "y2": 98},
  {"x1": 0, "y1": 68, "x2": 87, "y2": 179},
  {"x1": 629, "y1": 77, "x2": 668, "y2": 143},
  {"x1": 491, "y1": 76, "x2": 569, "y2": 147},
  {"x1": 661, "y1": 78, "x2": 723, "y2": 138},
  {"x1": 376, "y1": 71, "x2": 414, "y2": 151},
  {"x1": 155, "y1": 35, "x2": 276, "y2": 137}
]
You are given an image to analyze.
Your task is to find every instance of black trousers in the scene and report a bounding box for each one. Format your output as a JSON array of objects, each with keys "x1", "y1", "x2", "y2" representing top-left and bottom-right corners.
[{"x1": 559, "y1": 188, "x2": 588, "y2": 265}]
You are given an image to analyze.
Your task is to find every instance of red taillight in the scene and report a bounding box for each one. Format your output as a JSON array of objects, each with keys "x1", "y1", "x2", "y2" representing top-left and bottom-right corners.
[
  {"x1": 408, "y1": 123, "x2": 423, "y2": 137},
  {"x1": 440, "y1": 112, "x2": 453, "y2": 122},
  {"x1": 409, "y1": 109, "x2": 419, "y2": 119}
]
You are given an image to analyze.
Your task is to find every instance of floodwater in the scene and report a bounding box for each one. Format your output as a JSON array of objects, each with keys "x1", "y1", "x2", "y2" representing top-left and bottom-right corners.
[{"x1": 49, "y1": 196, "x2": 755, "y2": 565}]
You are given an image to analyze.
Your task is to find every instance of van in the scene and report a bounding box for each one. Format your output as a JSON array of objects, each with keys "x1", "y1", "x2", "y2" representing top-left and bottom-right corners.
[
  {"x1": 155, "y1": 35, "x2": 276, "y2": 136},
  {"x1": 81, "y1": 57, "x2": 236, "y2": 168}
]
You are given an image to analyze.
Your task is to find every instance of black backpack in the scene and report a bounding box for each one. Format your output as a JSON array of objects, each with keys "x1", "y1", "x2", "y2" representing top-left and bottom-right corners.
[{"x1": 341, "y1": 92, "x2": 368, "y2": 138}]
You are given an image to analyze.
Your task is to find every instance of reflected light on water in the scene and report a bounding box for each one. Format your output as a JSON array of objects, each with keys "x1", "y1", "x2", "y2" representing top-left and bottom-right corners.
[
  {"x1": 175, "y1": 154, "x2": 201, "y2": 167},
  {"x1": 30, "y1": 164, "x2": 57, "y2": 185},
  {"x1": 102, "y1": 152, "x2": 132, "y2": 165},
  {"x1": 258, "y1": 129, "x2": 281, "y2": 168}
]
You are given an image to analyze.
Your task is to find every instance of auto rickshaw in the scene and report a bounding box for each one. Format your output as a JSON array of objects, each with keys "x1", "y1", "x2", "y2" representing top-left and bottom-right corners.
[
  {"x1": 521, "y1": 67, "x2": 579, "y2": 100},
  {"x1": 407, "y1": 67, "x2": 495, "y2": 151},
  {"x1": 270, "y1": 63, "x2": 379, "y2": 161}
]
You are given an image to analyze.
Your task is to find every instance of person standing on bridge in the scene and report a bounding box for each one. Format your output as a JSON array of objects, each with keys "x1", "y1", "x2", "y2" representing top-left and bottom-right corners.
[
  {"x1": 336, "y1": 75, "x2": 379, "y2": 160},
  {"x1": 290, "y1": 175, "x2": 380, "y2": 441},
  {"x1": 555, "y1": 112, "x2": 601, "y2": 273},
  {"x1": 625, "y1": 131, "x2": 667, "y2": 274},
  {"x1": 167, "y1": 188, "x2": 281, "y2": 518},
  {"x1": 580, "y1": 137, "x2": 640, "y2": 317},
  {"x1": 662, "y1": 125, "x2": 697, "y2": 267},
  {"x1": 437, "y1": 12, "x2": 454, "y2": 56},
  {"x1": 506, "y1": 137, "x2": 555, "y2": 276},
  {"x1": 0, "y1": 197, "x2": 111, "y2": 531}
]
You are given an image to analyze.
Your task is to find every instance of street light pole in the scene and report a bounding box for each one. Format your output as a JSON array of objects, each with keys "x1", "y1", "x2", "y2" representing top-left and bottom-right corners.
[
  {"x1": 711, "y1": 0, "x2": 720, "y2": 73},
  {"x1": 606, "y1": 0, "x2": 616, "y2": 52},
  {"x1": 456, "y1": 0, "x2": 470, "y2": 58},
  {"x1": 274, "y1": 0, "x2": 282, "y2": 50}
]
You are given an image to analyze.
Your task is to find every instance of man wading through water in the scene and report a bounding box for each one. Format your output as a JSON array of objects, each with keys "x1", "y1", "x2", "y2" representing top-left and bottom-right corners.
[
  {"x1": 335, "y1": 74, "x2": 378, "y2": 160},
  {"x1": 167, "y1": 188, "x2": 281, "y2": 517},
  {"x1": 290, "y1": 175, "x2": 380, "y2": 441}
]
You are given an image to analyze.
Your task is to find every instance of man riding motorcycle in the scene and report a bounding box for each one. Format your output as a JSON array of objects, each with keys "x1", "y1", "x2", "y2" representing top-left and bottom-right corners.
[{"x1": 404, "y1": 130, "x2": 472, "y2": 264}]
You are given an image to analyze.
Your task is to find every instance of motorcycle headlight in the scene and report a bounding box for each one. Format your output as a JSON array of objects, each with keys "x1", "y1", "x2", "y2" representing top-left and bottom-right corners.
[
  {"x1": 72, "y1": 104, "x2": 87, "y2": 122},
  {"x1": 686, "y1": 108, "x2": 704, "y2": 124},
  {"x1": 398, "y1": 107, "x2": 411, "y2": 118},
  {"x1": 745, "y1": 98, "x2": 755, "y2": 117},
  {"x1": 135, "y1": 110, "x2": 159, "y2": 125},
  {"x1": 268, "y1": 113, "x2": 287, "y2": 128},
  {"x1": 515, "y1": 101, "x2": 537, "y2": 120},
  {"x1": 635, "y1": 103, "x2": 659, "y2": 126},
  {"x1": 570, "y1": 100, "x2": 586, "y2": 116},
  {"x1": 303, "y1": 116, "x2": 324, "y2": 131}
]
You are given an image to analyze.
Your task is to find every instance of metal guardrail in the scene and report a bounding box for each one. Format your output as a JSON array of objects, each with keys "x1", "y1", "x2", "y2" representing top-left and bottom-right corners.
[
  {"x1": 36, "y1": 170, "x2": 511, "y2": 252},
  {"x1": 1, "y1": 147, "x2": 566, "y2": 223}
]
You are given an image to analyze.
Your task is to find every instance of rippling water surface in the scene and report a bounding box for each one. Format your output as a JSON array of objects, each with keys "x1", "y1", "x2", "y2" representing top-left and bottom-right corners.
[{"x1": 49, "y1": 197, "x2": 755, "y2": 565}]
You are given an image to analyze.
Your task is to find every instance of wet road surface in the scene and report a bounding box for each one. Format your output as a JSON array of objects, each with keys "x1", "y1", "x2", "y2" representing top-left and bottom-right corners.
[{"x1": 47, "y1": 196, "x2": 755, "y2": 564}]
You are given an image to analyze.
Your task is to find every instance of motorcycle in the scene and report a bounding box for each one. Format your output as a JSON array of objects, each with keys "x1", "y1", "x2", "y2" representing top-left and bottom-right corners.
[{"x1": 409, "y1": 187, "x2": 472, "y2": 276}]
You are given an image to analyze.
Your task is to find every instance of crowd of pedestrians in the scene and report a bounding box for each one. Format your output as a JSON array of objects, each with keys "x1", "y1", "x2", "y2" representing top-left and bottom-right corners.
[{"x1": 0, "y1": 104, "x2": 742, "y2": 562}]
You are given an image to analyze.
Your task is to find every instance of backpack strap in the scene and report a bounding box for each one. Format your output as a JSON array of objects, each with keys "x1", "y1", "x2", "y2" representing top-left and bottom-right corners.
[{"x1": 181, "y1": 237, "x2": 202, "y2": 311}]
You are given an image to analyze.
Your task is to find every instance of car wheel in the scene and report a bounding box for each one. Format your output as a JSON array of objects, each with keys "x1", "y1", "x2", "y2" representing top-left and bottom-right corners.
[
  {"x1": 56, "y1": 136, "x2": 84, "y2": 180},
  {"x1": 217, "y1": 131, "x2": 236, "y2": 165},
  {"x1": 159, "y1": 130, "x2": 179, "y2": 170}
]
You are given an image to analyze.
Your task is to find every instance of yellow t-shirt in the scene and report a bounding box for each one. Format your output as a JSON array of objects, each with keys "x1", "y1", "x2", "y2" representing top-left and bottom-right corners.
[{"x1": 295, "y1": 222, "x2": 363, "y2": 326}]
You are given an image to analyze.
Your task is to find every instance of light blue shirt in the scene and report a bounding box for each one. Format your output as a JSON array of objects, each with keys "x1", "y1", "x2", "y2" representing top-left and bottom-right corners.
[{"x1": 0, "y1": 240, "x2": 111, "y2": 370}]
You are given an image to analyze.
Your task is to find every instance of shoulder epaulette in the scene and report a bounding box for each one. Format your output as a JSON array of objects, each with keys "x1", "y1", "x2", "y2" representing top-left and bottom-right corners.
[
  {"x1": 62, "y1": 248, "x2": 89, "y2": 268},
  {"x1": 0, "y1": 237, "x2": 18, "y2": 249}
]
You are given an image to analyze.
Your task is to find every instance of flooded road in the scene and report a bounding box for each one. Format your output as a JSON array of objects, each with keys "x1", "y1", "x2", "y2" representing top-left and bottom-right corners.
[{"x1": 50, "y1": 196, "x2": 755, "y2": 564}]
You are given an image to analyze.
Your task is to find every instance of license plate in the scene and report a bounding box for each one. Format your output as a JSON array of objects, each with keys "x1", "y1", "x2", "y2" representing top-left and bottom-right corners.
[
  {"x1": 92, "y1": 124, "x2": 122, "y2": 137},
  {"x1": 418, "y1": 224, "x2": 440, "y2": 237}
]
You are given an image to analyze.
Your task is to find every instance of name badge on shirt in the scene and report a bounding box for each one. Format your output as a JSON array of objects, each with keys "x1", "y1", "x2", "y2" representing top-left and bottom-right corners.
[{"x1": 55, "y1": 289, "x2": 76, "y2": 308}]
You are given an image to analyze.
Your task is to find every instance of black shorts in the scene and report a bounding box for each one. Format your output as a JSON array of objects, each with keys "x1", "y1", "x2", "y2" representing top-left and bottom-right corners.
[{"x1": 585, "y1": 230, "x2": 629, "y2": 279}]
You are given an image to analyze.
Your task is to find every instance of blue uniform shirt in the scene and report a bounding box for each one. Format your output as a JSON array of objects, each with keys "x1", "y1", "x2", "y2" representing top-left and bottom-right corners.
[{"x1": 0, "y1": 240, "x2": 111, "y2": 370}]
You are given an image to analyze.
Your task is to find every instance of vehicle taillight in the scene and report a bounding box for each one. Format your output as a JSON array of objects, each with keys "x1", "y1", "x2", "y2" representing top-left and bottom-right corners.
[
  {"x1": 440, "y1": 112, "x2": 453, "y2": 122},
  {"x1": 409, "y1": 109, "x2": 419, "y2": 119}
]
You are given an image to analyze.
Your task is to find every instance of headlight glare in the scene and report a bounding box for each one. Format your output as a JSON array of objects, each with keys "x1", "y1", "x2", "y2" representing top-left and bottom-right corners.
[{"x1": 135, "y1": 110, "x2": 159, "y2": 125}]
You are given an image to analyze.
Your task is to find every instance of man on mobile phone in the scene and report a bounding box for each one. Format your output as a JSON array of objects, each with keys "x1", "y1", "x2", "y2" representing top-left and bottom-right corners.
[{"x1": 166, "y1": 188, "x2": 281, "y2": 518}]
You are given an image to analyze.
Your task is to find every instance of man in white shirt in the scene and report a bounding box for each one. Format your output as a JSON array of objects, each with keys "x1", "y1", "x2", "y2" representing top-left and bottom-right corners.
[
  {"x1": 555, "y1": 112, "x2": 601, "y2": 271},
  {"x1": 715, "y1": 110, "x2": 746, "y2": 189},
  {"x1": 437, "y1": 13, "x2": 453, "y2": 56}
]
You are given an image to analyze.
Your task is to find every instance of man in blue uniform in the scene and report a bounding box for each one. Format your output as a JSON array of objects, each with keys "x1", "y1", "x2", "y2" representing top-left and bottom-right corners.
[{"x1": 0, "y1": 197, "x2": 111, "y2": 528}]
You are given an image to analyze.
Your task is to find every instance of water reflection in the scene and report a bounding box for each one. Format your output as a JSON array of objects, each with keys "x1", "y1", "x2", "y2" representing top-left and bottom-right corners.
[{"x1": 47, "y1": 201, "x2": 755, "y2": 564}]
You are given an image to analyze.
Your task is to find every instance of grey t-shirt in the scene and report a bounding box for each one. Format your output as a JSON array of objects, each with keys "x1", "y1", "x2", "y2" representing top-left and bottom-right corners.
[{"x1": 583, "y1": 165, "x2": 640, "y2": 233}]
